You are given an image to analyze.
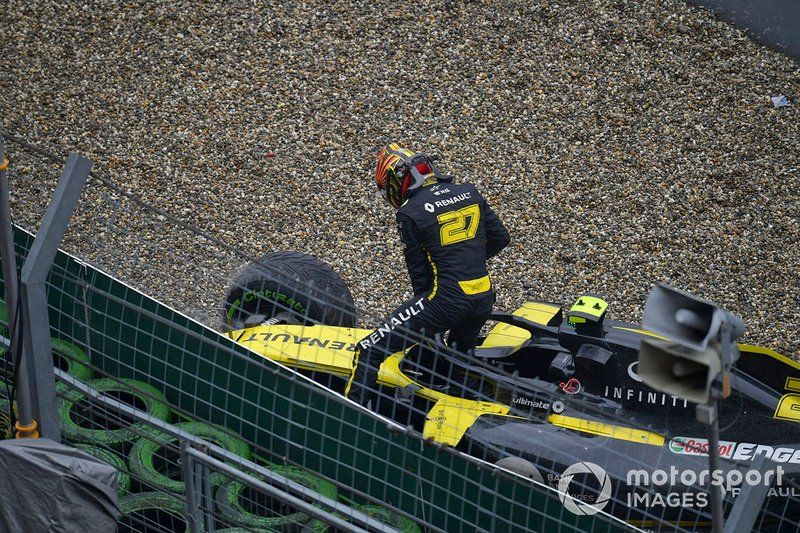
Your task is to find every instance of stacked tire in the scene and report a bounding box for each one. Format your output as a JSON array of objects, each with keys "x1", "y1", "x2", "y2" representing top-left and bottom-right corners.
[
  {"x1": 118, "y1": 492, "x2": 194, "y2": 532},
  {"x1": 0, "y1": 301, "x2": 92, "y2": 388},
  {"x1": 74, "y1": 443, "x2": 132, "y2": 497},
  {"x1": 128, "y1": 421, "x2": 252, "y2": 494},
  {"x1": 214, "y1": 465, "x2": 337, "y2": 531},
  {"x1": 57, "y1": 376, "x2": 173, "y2": 516},
  {"x1": 0, "y1": 392, "x2": 14, "y2": 439},
  {"x1": 59, "y1": 378, "x2": 171, "y2": 447}
]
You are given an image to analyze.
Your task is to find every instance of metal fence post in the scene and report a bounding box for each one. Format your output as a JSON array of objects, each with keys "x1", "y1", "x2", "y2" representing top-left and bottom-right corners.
[
  {"x1": 198, "y1": 443, "x2": 216, "y2": 533},
  {"x1": 0, "y1": 132, "x2": 18, "y2": 349},
  {"x1": 0, "y1": 133, "x2": 22, "y2": 429},
  {"x1": 181, "y1": 438, "x2": 201, "y2": 533},
  {"x1": 18, "y1": 153, "x2": 92, "y2": 440},
  {"x1": 723, "y1": 453, "x2": 774, "y2": 533}
]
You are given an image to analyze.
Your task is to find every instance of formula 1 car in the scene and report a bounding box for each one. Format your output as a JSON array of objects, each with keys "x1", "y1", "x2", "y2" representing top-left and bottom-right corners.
[{"x1": 223, "y1": 252, "x2": 800, "y2": 529}]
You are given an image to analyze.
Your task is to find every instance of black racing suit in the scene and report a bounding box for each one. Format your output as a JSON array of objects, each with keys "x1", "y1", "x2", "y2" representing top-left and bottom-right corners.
[{"x1": 346, "y1": 180, "x2": 510, "y2": 406}]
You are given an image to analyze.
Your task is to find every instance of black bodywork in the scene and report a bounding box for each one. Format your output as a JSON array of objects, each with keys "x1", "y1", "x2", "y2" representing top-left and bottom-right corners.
[{"x1": 386, "y1": 302, "x2": 800, "y2": 529}]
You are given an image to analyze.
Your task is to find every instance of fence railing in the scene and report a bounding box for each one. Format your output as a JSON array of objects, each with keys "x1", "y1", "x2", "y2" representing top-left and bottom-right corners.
[
  {"x1": 57, "y1": 369, "x2": 401, "y2": 533},
  {"x1": 1, "y1": 223, "x2": 630, "y2": 532}
]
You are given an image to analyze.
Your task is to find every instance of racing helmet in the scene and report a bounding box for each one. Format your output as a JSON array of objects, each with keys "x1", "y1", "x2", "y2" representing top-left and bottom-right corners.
[{"x1": 375, "y1": 143, "x2": 443, "y2": 209}]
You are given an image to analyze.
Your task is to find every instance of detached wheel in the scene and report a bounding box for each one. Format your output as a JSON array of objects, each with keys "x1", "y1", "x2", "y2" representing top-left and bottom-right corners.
[
  {"x1": 215, "y1": 465, "x2": 337, "y2": 530},
  {"x1": 129, "y1": 421, "x2": 252, "y2": 494},
  {"x1": 223, "y1": 251, "x2": 356, "y2": 328},
  {"x1": 58, "y1": 378, "x2": 171, "y2": 446}
]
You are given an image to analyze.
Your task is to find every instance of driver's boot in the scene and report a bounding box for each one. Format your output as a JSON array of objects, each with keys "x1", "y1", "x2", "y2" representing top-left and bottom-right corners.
[{"x1": 346, "y1": 347, "x2": 378, "y2": 409}]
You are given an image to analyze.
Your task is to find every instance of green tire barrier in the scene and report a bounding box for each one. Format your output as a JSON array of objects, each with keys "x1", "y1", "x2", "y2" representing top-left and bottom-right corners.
[
  {"x1": 0, "y1": 300, "x2": 91, "y2": 386},
  {"x1": 129, "y1": 421, "x2": 252, "y2": 494},
  {"x1": 118, "y1": 491, "x2": 196, "y2": 532},
  {"x1": 73, "y1": 443, "x2": 131, "y2": 496},
  {"x1": 51, "y1": 338, "x2": 93, "y2": 387},
  {"x1": 0, "y1": 396, "x2": 12, "y2": 439},
  {"x1": 352, "y1": 505, "x2": 421, "y2": 533},
  {"x1": 305, "y1": 505, "x2": 421, "y2": 533},
  {"x1": 215, "y1": 465, "x2": 337, "y2": 530},
  {"x1": 58, "y1": 378, "x2": 171, "y2": 446}
]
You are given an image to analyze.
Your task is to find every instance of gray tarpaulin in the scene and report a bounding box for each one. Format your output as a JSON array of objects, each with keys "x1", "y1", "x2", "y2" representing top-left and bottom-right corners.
[{"x1": 0, "y1": 438, "x2": 120, "y2": 532}]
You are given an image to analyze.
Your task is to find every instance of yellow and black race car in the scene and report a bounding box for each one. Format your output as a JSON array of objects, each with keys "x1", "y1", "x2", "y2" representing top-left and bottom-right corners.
[{"x1": 223, "y1": 251, "x2": 800, "y2": 527}]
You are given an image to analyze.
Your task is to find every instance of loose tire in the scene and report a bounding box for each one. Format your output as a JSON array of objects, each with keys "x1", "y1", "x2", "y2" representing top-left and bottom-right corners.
[
  {"x1": 118, "y1": 491, "x2": 195, "y2": 532},
  {"x1": 58, "y1": 378, "x2": 171, "y2": 446},
  {"x1": 223, "y1": 251, "x2": 356, "y2": 328},
  {"x1": 215, "y1": 465, "x2": 337, "y2": 530},
  {"x1": 129, "y1": 421, "x2": 252, "y2": 494},
  {"x1": 73, "y1": 443, "x2": 131, "y2": 496}
]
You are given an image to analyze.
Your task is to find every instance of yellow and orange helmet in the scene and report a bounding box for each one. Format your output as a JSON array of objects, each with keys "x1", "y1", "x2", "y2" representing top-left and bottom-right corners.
[{"x1": 375, "y1": 143, "x2": 441, "y2": 209}]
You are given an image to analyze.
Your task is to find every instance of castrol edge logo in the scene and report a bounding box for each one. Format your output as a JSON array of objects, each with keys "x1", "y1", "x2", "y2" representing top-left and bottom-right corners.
[
  {"x1": 669, "y1": 437, "x2": 800, "y2": 464},
  {"x1": 669, "y1": 437, "x2": 736, "y2": 459}
]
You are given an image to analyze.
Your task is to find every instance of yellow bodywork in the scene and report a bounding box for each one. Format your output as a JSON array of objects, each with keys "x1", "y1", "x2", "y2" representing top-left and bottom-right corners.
[
  {"x1": 231, "y1": 323, "x2": 367, "y2": 377},
  {"x1": 228, "y1": 321, "x2": 516, "y2": 444},
  {"x1": 568, "y1": 295, "x2": 608, "y2": 321},
  {"x1": 774, "y1": 376, "x2": 800, "y2": 422},
  {"x1": 547, "y1": 414, "x2": 665, "y2": 446},
  {"x1": 479, "y1": 301, "x2": 562, "y2": 351},
  {"x1": 227, "y1": 302, "x2": 665, "y2": 447}
]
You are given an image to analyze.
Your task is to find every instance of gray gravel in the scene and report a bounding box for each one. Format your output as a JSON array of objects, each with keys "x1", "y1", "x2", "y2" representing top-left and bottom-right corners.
[{"x1": 1, "y1": 1, "x2": 798, "y2": 357}]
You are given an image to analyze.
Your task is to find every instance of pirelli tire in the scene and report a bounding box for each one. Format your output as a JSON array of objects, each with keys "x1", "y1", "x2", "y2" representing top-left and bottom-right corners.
[
  {"x1": 223, "y1": 251, "x2": 357, "y2": 328},
  {"x1": 73, "y1": 443, "x2": 131, "y2": 496},
  {"x1": 58, "y1": 378, "x2": 171, "y2": 446},
  {"x1": 215, "y1": 465, "x2": 337, "y2": 530},
  {"x1": 118, "y1": 491, "x2": 197, "y2": 532},
  {"x1": 129, "y1": 421, "x2": 252, "y2": 494}
]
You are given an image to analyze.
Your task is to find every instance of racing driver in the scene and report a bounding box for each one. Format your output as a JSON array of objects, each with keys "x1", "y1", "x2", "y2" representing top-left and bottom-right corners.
[{"x1": 346, "y1": 143, "x2": 510, "y2": 407}]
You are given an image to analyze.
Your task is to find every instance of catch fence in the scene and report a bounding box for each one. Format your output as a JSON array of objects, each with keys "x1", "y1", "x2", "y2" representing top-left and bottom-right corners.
[{"x1": 1, "y1": 134, "x2": 799, "y2": 531}]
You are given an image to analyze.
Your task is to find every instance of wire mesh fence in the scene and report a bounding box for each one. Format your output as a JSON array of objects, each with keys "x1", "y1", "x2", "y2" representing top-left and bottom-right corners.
[
  {"x1": 55, "y1": 371, "x2": 408, "y2": 533},
  {"x1": 1, "y1": 136, "x2": 800, "y2": 531}
]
